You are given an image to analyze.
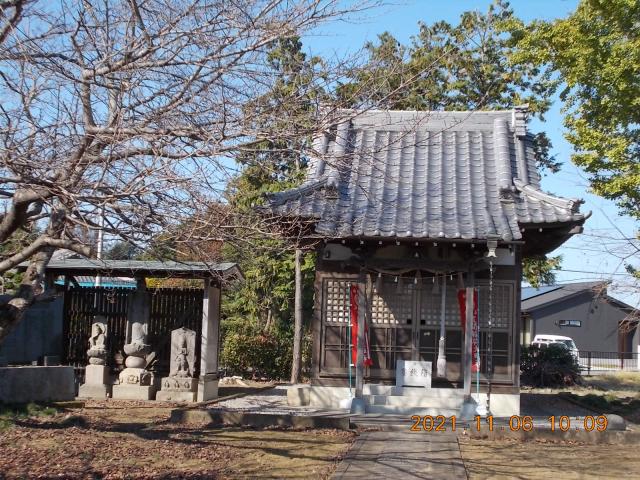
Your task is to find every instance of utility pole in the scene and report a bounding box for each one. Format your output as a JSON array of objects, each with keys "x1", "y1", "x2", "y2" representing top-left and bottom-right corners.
[{"x1": 95, "y1": 207, "x2": 104, "y2": 288}]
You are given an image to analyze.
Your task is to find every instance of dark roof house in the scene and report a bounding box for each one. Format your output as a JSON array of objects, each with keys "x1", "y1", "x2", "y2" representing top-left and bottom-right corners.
[
  {"x1": 521, "y1": 282, "x2": 639, "y2": 354},
  {"x1": 265, "y1": 108, "x2": 588, "y2": 254},
  {"x1": 262, "y1": 107, "x2": 587, "y2": 416}
]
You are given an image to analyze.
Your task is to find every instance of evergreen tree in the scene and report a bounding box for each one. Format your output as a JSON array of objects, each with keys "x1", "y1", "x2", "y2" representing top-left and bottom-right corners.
[
  {"x1": 511, "y1": 0, "x2": 640, "y2": 221},
  {"x1": 0, "y1": 228, "x2": 39, "y2": 294},
  {"x1": 220, "y1": 36, "x2": 321, "y2": 378},
  {"x1": 511, "y1": 0, "x2": 640, "y2": 280}
]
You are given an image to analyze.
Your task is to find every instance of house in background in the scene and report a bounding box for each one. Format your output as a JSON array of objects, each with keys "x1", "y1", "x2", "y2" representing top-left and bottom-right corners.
[{"x1": 521, "y1": 282, "x2": 639, "y2": 354}]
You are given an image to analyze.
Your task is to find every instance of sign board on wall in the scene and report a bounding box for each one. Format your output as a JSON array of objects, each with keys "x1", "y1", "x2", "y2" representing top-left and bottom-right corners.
[{"x1": 396, "y1": 360, "x2": 432, "y2": 388}]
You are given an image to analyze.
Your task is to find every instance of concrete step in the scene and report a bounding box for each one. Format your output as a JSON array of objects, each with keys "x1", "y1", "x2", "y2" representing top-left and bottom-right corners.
[
  {"x1": 364, "y1": 405, "x2": 460, "y2": 416},
  {"x1": 363, "y1": 385, "x2": 466, "y2": 398},
  {"x1": 365, "y1": 395, "x2": 465, "y2": 409},
  {"x1": 363, "y1": 384, "x2": 395, "y2": 395}
]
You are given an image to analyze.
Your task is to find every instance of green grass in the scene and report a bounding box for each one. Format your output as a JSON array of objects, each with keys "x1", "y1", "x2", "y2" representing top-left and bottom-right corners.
[{"x1": 0, "y1": 402, "x2": 59, "y2": 429}]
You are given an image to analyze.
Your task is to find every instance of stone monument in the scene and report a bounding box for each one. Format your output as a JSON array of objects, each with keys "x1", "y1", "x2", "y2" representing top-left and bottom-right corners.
[
  {"x1": 156, "y1": 327, "x2": 198, "y2": 402},
  {"x1": 112, "y1": 280, "x2": 156, "y2": 400},
  {"x1": 78, "y1": 317, "x2": 112, "y2": 399},
  {"x1": 113, "y1": 321, "x2": 154, "y2": 399}
]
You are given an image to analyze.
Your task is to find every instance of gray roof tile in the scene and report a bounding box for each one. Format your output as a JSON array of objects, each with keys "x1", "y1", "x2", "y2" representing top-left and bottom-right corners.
[
  {"x1": 522, "y1": 281, "x2": 615, "y2": 312},
  {"x1": 263, "y1": 109, "x2": 586, "y2": 241}
]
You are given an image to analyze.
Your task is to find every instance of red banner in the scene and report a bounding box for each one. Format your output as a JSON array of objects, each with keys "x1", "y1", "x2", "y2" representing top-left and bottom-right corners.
[
  {"x1": 350, "y1": 284, "x2": 373, "y2": 367},
  {"x1": 458, "y1": 289, "x2": 479, "y2": 373}
]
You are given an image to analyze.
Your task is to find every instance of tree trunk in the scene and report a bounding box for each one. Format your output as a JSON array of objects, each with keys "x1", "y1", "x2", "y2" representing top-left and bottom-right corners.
[
  {"x1": 0, "y1": 210, "x2": 68, "y2": 346},
  {"x1": 290, "y1": 248, "x2": 304, "y2": 384},
  {"x1": 0, "y1": 248, "x2": 54, "y2": 345},
  {"x1": 264, "y1": 307, "x2": 273, "y2": 331}
]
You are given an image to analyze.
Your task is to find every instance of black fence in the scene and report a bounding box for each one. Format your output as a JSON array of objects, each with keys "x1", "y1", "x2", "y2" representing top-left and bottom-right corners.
[
  {"x1": 579, "y1": 351, "x2": 639, "y2": 375},
  {"x1": 62, "y1": 287, "x2": 204, "y2": 380}
]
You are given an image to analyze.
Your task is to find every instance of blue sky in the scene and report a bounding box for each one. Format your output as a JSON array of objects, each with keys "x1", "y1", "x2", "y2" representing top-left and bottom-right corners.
[{"x1": 303, "y1": 0, "x2": 640, "y2": 307}]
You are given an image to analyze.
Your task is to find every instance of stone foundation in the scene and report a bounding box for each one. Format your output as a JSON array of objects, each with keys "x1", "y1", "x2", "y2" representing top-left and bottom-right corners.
[
  {"x1": 85, "y1": 364, "x2": 109, "y2": 384},
  {"x1": 309, "y1": 386, "x2": 352, "y2": 408},
  {"x1": 78, "y1": 365, "x2": 112, "y2": 399},
  {"x1": 0, "y1": 366, "x2": 75, "y2": 403},
  {"x1": 112, "y1": 384, "x2": 156, "y2": 400},
  {"x1": 474, "y1": 392, "x2": 520, "y2": 417},
  {"x1": 78, "y1": 383, "x2": 111, "y2": 399},
  {"x1": 156, "y1": 376, "x2": 197, "y2": 402},
  {"x1": 287, "y1": 385, "x2": 311, "y2": 406},
  {"x1": 302, "y1": 385, "x2": 520, "y2": 416},
  {"x1": 156, "y1": 390, "x2": 197, "y2": 402},
  {"x1": 197, "y1": 374, "x2": 219, "y2": 402}
]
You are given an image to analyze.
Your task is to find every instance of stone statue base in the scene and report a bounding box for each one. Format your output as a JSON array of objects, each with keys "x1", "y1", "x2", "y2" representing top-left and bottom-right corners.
[
  {"x1": 112, "y1": 384, "x2": 156, "y2": 400},
  {"x1": 156, "y1": 376, "x2": 198, "y2": 402},
  {"x1": 111, "y1": 367, "x2": 156, "y2": 400},
  {"x1": 79, "y1": 383, "x2": 111, "y2": 399},
  {"x1": 78, "y1": 364, "x2": 111, "y2": 399},
  {"x1": 117, "y1": 367, "x2": 153, "y2": 386}
]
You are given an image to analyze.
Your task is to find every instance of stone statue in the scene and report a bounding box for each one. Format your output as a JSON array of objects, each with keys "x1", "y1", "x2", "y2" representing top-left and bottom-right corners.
[
  {"x1": 90, "y1": 322, "x2": 106, "y2": 348},
  {"x1": 174, "y1": 330, "x2": 191, "y2": 377},
  {"x1": 157, "y1": 327, "x2": 197, "y2": 401},
  {"x1": 123, "y1": 321, "x2": 151, "y2": 368},
  {"x1": 119, "y1": 318, "x2": 152, "y2": 384},
  {"x1": 169, "y1": 327, "x2": 195, "y2": 378},
  {"x1": 80, "y1": 317, "x2": 111, "y2": 398},
  {"x1": 87, "y1": 318, "x2": 108, "y2": 365},
  {"x1": 131, "y1": 322, "x2": 147, "y2": 344},
  {"x1": 113, "y1": 281, "x2": 156, "y2": 400}
]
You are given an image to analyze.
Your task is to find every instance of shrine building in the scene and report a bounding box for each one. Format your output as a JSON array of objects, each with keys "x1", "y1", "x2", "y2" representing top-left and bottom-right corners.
[{"x1": 262, "y1": 107, "x2": 587, "y2": 415}]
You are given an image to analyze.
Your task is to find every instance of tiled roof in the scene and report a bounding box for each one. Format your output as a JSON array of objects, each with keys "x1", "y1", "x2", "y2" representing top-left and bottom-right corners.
[
  {"x1": 20, "y1": 259, "x2": 243, "y2": 281},
  {"x1": 263, "y1": 108, "x2": 587, "y2": 242}
]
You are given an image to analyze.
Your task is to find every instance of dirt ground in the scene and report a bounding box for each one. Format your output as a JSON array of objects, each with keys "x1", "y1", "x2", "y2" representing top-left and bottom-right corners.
[
  {"x1": 460, "y1": 437, "x2": 640, "y2": 479},
  {"x1": 522, "y1": 372, "x2": 640, "y2": 423},
  {"x1": 0, "y1": 400, "x2": 354, "y2": 480},
  {"x1": 3, "y1": 376, "x2": 639, "y2": 479},
  {"x1": 461, "y1": 375, "x2": 640, "y2": 479}
]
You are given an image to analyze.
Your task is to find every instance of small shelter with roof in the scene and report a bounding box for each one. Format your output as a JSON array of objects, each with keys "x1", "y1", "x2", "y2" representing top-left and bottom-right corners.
[
  {"x1": 262, "y1": 107, "x2": 587, "y2": 415},
  {"x1": 9, "y1": 258, "x2": 242, "y2": 402}
]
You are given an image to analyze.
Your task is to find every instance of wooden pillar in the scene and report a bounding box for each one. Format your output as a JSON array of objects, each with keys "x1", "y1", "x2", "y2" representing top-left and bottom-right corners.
[
  {"x1": 44, "y1": 272, "x2": 55, "y2": 292},
  {"x1": 513, "y1": 245, "x2": 523, "y2": 389},
  {"x1": 198, "y1": 277, "x2": 221, "y2": 402},
  {"x1": 355, "y1": 270, "x2": 366, "y2": 398},
  {"x1": 464, "y1": 286, "x2": 473, "y2": 399},
  {"x1": 291, "y1": 248, "x2": 304, "y2": 384},
  {"x1": 310, "y1": 267, "x2": 323, "y2": 383}
]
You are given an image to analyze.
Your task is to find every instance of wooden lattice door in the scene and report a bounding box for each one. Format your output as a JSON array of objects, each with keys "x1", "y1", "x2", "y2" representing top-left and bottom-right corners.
[{"x1": 368, "y1": 277, "x2": 416, "y2": 379}]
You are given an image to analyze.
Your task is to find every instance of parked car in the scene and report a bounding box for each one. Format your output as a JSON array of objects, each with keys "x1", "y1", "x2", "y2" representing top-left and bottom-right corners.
[{"x1": 531, "y1": 334, "x2": 580, "y2": 360}]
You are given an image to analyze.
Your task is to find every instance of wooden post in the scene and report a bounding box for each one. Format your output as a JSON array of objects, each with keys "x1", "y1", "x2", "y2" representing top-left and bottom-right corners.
[
  {"x1": 355, "y1": 271, "x2": 366, "y2": 398},
  {"x1": 44, "y1": 272, "x2": 55, "y2": 292},
  {"x1": 291, "y1": 248, "x2": 304, "y2": 384},
  {"x1": 198, "y1": 278, "x2": 221, "y2": 402},
  {"x1": 464, "y1": 286, "x2": 473, "y2": 399}
]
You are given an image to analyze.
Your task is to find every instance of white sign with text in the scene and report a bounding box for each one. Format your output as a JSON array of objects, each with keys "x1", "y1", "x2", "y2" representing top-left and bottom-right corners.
[{"x1": 396, "y1": 360, "x2": 432, "y2": 388}]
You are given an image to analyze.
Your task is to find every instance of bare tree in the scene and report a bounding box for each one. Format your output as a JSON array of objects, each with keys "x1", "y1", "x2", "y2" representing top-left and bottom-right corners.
[{"x1": 0, "y1": 0, "x2": 379, "y2": 344}]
